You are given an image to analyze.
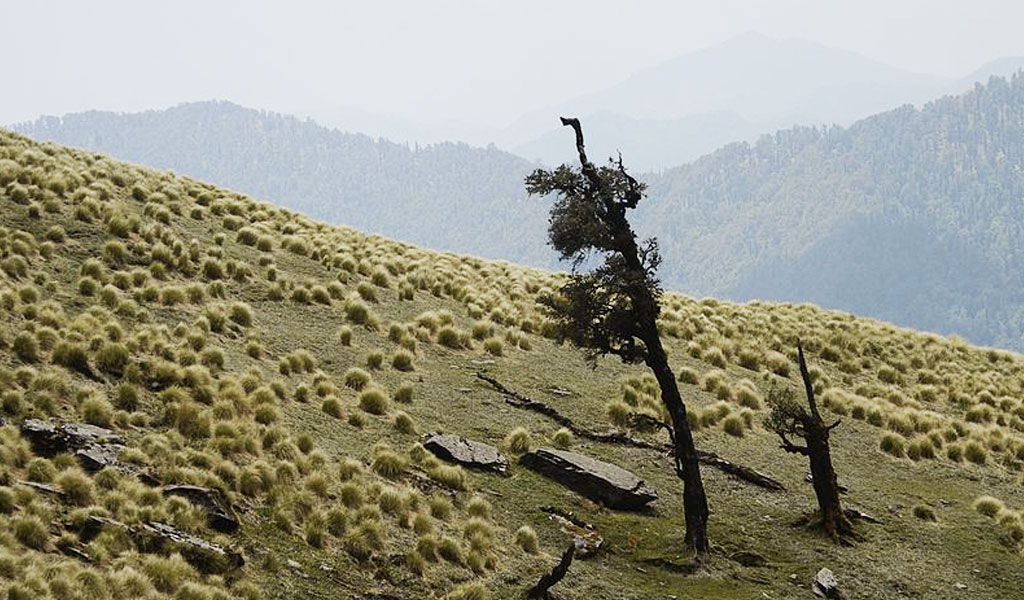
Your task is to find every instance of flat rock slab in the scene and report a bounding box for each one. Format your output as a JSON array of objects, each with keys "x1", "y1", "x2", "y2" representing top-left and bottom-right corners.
[
  {"x1": 520, "y1": 448, "x2": 657, "y2": 510},
  {"x1": 424, "y1": 434, "x2": 509, "y2": 475},
  {"x1": 162, "y1": 485, "x2": 240, "y2": 533},
  {"x1": 78, "y1": 516, "x2": 243, "y2": 574},
  {"x1": 21, "y1": 419, "x2": 124, "y2": 456}
]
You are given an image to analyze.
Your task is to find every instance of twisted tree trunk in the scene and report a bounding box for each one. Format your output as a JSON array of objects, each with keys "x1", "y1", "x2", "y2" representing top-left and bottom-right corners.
[{"x1": 645, "y1": 333, "x2": 710, "y2": 553}]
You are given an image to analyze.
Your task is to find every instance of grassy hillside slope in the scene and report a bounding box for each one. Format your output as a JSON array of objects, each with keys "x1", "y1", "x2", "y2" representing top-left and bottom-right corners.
[
  {"x1": 13, "y1": 102, "x2": 548, "y2": 268},
  {"x1": 1, "y1": 129, "x2": 1024, "y2": 599},
  {"x1": 19, "y1": 74, "x2": 1024, "y2": 352}
]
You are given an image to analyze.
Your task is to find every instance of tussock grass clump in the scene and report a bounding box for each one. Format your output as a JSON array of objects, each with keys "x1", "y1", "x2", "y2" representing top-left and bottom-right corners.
[
  {"x1": 344, "y1": 296, "x2": 378, "y2": 329},
  {"x1": 879, "y1": 433, "x2": 906, "y2": 457},
  {"x1": 393, "y1": 411, "x2": 417, "y2": 435},
  {"x1": 737, "y1": 348, "x2": 761, "y2": 371},
  {"x1": 466, "y1": 496, "x2": 492, "y2": 519},
  {"x1": 446, "y1": 582, "x2": 489, "y2": 600},
  {"x1": 359, "y1": 388, "x2": 390, "y2": 415},
  {"x1": 366, "y1": 351, "x2": 385, "y2": 370},
  {"x1": 436, "y1": 326, "x2": 468, "y2": 349},
  {"x1": 344, "y1": 367, "x2": 371, "y2": 391},
  {"x1": 906, "y1": 436, "x2": 936, "y2": 461},
  {"x1": 56, "y1": 469, "x2": 94, "y2": 505},
  {"x1": 722, "y1": 414, "x2": 746, "y2": 437},
  {"x1": 503, "y1": 427, "x2": 533, "y2": 454},
  {"x1": 80, "y1": 396, "x2": 113, "y2": 427},
  {"x1": 606, "y1": 400, "x2": 632, "y2": 429},
  {"x1": 964, "y1": 440, "x2": 988, "y2": 465},
  {"x1": 141, "y1": 553, "x2": 195, "y2": 593},
  {"x1": 394, "y1": 384, "x2": 414, "y2": 404},
  {"x1": 551, "y1": 428, "x2": 573, "y2": 449},
  {"x1": 338, "y1": 325, "x2": 353, "y2": 346},
  {"x1": 913, "y1": 504, "x2": 938, "y2": 521},
  {"x1": 765, "y1": 351, "x2": 791, "y2": 377},
  {"x1": 12, "y1": 333, "x2": 39, "y2": 363},
  {"x1": 704, "y1": 346, "x2": 727, "y2": 368},
  {"x1": 428, "y1": 464, "x2": 466, "y2": 490},
  {"x1": 437, "y1": 535, "x2": 465, "y2": 564},
  {"x1": 677, "y1": 367, "x2": 699, "y2": 385},
  {"x1": 371, "y1": 448, "x2": 408, "y2": 479},
  {"x1": 12, "y1": 515, "x2": 49, "y2": 550},
  {"x1": 514, "y1": 525, "x2": 540, "y2": 554},
  {"x1": 229, "y1": 302, "x2": 254, "y2": 327},
  {"x1": 52, "y1": 341, "x2": 92, "y2": 375},
  {"x1": 322, "y1": 397, "x2": 344, "y2": 419},
  {"x1": 974, "y1": 496, "x2": 1005, "y2": 518},
  {"x1": 482, "y1": 337, "x2": 503, "y2": 356},
  {"x1": 389, "y1": 350, "x2": 415, "y2": 372}
]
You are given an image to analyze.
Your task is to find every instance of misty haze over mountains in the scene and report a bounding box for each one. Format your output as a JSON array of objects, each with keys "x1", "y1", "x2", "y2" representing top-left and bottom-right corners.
[
  {"x1": 298, "y1": 33, "x2": 1024, "y2": 170},
  {"x1": 12, "y1": 34, "x2": 1024, "y2": 352}
]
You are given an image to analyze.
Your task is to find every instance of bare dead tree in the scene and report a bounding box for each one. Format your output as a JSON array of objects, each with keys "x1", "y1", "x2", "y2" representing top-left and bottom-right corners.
[{"x1": 766, "y1": 341, "x2": 854, "y2": 541}]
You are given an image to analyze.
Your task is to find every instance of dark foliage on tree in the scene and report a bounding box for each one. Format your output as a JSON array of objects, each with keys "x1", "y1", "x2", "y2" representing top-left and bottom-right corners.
[
  {"x1": 525, "y1": 117, "x2": 710, "y2": 553},
  {"x1": 766, "y1": 341, "x2": 854, "y2": 541}
]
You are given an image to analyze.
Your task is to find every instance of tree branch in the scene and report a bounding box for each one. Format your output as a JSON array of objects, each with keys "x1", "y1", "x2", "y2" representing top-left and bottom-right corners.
[
  {"x1": 560, "y1": 117, "x2": 603, "y2": 190},
  {"x1": 475, "y1": 372, "x2": 786, "y2": 491},
  {"x1": 778, "y1": 432, "x2": 810, "y2": 456},
  {"x1": 527, "y1": 543, "x2": 575, "y2": 599},
  {"x1": 560, "y1": 117, "x2": 588, "y2": 167}
]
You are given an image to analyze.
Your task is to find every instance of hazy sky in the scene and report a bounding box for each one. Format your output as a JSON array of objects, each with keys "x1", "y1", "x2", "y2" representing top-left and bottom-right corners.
[{"x1": 6, "y1": 0, "x2": 1024, "y2": 128}]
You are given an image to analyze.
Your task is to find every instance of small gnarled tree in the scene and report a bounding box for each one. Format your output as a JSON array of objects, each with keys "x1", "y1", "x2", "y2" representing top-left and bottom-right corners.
[
  {"x1": 766, "y1": 341, "x2": 854, "y2": 541},
  {"x1": 526, "y1": 117, "x2": 710, "y2": 554}
]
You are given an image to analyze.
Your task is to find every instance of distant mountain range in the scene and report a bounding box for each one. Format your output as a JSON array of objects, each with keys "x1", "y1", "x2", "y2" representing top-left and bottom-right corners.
[
  {"x1": 13, "y1": 74, "x2": 1024, "y2": 351},
  {"x1": 507, "y1": 33, "x2": 1024, "y2": 169},
  {"x1": 285, "y1": 32, "x2": 1024, "y2": 171}
]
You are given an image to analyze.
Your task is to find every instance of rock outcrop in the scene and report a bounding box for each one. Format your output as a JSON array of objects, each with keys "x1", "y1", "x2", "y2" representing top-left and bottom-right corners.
[
  {"x1": 424, "y1": 434, "x2": 509, "y2": 475},
  {"x1": 520, "y1": 448, "x2": 657, "y2": 510}
]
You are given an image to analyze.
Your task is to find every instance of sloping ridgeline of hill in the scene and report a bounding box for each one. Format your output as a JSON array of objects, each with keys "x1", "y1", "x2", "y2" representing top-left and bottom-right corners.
[
  {"x1": 15, "y1": 76, "x2": 1024, "y2": 352},
  {"x1": 4, "y1": 131, "x2": 1024, "y2": 599},
  {"x1": 641, "y1": 73, "x2": 1024, "y2": 350},
  {"x1": 13, "y1": 101, "x2": 553, "y2": 269}
]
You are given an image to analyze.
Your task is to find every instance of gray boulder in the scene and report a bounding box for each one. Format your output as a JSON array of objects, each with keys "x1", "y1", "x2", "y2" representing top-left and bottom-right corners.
[
  {"x1": 20, "y1": 419, "x2": 123, "y2": 456},
  {"x1": 520, "y1": 448, "x2": 657, "y2": 510},
  {"x1": 424, "y1": 434, "x2": 509, "y2": 475},
  {"x1": 813, "y1": 567, "x2": 842, "y2": 599},
  {"x1": 20, "y1": 419, "x2": 151, "y2": 481}
]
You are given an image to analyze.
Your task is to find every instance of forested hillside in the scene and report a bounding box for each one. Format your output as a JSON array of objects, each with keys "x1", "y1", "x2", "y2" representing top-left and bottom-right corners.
[
  {"x1": 643, "y1": 73, "x2": 1024, "y2": 350},
  {"x1": 15, "y1": 74, "x2": 1024, "y2": 350}
]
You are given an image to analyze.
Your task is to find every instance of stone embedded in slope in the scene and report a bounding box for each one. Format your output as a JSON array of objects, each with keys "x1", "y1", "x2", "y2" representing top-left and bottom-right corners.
[
  {"x1": 162, "y1": 485, "x2": 240, "y2": 533},
  {"x1": 423, "y1": 434, "x2": 509, "y2": 475},
  {"x1": 75, "y1": 443, "x2": 128, "y2": 472},
  {"x1": 19, "y1": 419, "x2": 153, "y2": 482},
  {"x1": 812, "y1": 567, "x2": 842, "y2": 599},
  {"x1": 20, "y1": 419, "x2": 124, "y2": 456},
  {"x1": 78, "y1": 516, "x2": 243, "y2": 574},
  {"x1": 138, "y1": 522, "x2": 244, "y2": 573},
  {"x1": 519, "y1": 448, "x2": 657, "y2": 510}
]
